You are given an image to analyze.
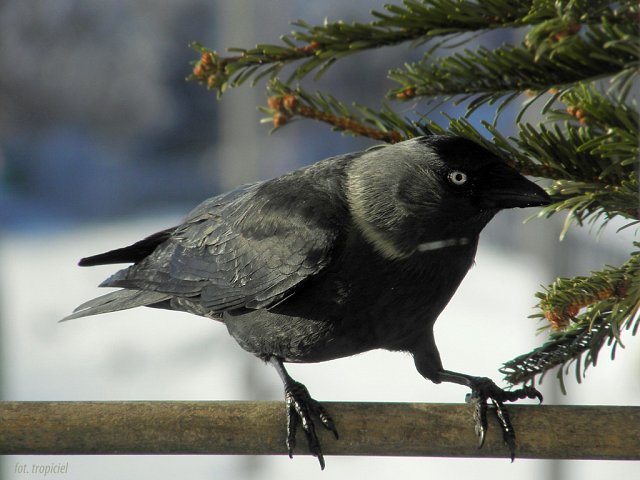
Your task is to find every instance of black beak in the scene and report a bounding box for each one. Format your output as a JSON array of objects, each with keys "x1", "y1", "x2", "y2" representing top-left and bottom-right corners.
[{"x1": 481, "y1": 162, "x2": 551, "y2": 210}]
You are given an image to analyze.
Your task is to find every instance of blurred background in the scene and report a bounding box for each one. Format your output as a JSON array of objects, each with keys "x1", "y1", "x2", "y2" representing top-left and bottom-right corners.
[{"x1": 0, "y1": 1, "x2": 637, "y2": 479}]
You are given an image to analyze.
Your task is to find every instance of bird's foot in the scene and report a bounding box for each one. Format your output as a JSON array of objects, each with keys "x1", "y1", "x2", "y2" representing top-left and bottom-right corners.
[
  {"x1": 284, "y1": 380, "x2": 339, "y2": 470},
  {"x1": 465, "y1": 377, "x2": 542, "y2": 460}
]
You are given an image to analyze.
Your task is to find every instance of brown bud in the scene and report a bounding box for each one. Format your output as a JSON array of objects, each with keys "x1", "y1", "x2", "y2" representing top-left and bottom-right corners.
[
  {"x1": 200, "y1": 52, "x2": 213, "y2": 67},
  {"x1": 564, "y1": 305, "x2": 580, "y2": 317},
  {"x1": 616, "y1": 284, "x2": 628, "y2": 298},
  {"x1": 544, "y1": 309, "x2": 570, "y2": 330},
  {"x1": 193, "y1": 63, "x2": 205, "y2": 77},
  {"x1": 267, "y1": 96, "x2": 283, "y2": 111},
  {"x1": 387, "y1": 131, "x2": 403, "y2": 144},
  {"x1": 295, "y1": 40, "x2": 322, "y2": 55},
  {"x1": 550, "y1": 24, "x2": 581, "y2": 43},
  {"x1": 567, "y1": 23, "x2": 581, "y2": 34},
  {"x1": 273, "y1": 113, "x2": 288, "y2": 128},
  {"x1": 282, "y1": 94, "x2": 298, "y2": 111},
  {"x1": 597, "y1": 288, "x2": 614, "y2": 301},
  {"x1": 396, "y1": 87, "x2": 416, "y2": 100},
  {"x1": 206, "y1": 75, "x2": 217, "y2": 90}
]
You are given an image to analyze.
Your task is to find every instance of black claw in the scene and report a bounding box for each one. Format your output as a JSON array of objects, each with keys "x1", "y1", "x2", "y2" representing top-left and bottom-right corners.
[
  {"x1": 528, "y1": 386, "x2": 544, "y2": 404},
  {"x1": 283, "y1": 380, "x2": 337, "y2": 470},
  {"x1": 316, "y1": 403, "x2": 339, "y2": 440},
  {"x1": 285, "y1": 394, "x2": 298, "y2": 457},
  {"x1": 491, "y1": 398, "x2": 516, "y2": 460},
  {"x1": 317, "y1": 453, "x2": 326, "y2": 470},
  {"x1": 465, "y1": 377, "x2": 542, "y2": 460},
  {"x1": 468, "y1": 394, "x2": 488, "y2": 448}
]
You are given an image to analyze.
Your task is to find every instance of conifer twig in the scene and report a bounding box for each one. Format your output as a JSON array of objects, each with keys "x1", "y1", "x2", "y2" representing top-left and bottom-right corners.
[{"x1": 265, "y1": 93, "x2": 404, "y2": 144}]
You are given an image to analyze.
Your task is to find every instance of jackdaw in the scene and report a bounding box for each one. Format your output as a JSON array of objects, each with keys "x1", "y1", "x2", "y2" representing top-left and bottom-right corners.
[{"x1": 64, "y1": 135, "x2": 550, "y2": 468}]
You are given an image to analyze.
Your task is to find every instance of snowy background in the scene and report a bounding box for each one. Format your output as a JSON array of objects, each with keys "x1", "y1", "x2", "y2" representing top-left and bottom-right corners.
[{"x1": 1, "y1": 1, "x2": 638, "y2": 479}]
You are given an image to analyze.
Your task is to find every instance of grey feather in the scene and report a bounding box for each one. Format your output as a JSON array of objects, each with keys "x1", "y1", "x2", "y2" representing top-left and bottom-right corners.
[
  {"x1": 96, "y1": 154, "x2": 351, "y2": 313},
  {"x1": 61, "y1": 289, "x2": 172, "y2": 321}
]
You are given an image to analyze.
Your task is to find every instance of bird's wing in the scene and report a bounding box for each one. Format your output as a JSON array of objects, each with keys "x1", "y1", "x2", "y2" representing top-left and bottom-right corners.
[{"x1": 100, "y1": 175, "x2": 347, "y2": 312}]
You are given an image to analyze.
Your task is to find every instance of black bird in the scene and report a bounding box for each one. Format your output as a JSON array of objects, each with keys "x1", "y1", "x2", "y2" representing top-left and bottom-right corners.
[{"x1": 64, "y1": 135, "x2": 550, "y2": 468}]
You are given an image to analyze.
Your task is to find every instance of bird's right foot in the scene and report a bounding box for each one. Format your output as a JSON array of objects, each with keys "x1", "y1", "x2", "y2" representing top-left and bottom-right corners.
[
  {"x1": 284, "y1": 379, "x2": 339, "y2": 470},
  {"x1": 269, "y1": 356, "x2": 339, "y2": 469}
]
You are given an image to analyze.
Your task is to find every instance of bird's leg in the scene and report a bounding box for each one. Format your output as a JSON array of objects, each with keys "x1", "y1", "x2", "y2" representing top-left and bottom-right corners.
[
  {"x1": 269, "y1": 357, "x2": 339, "y2": 470},
  {"x1": 437, "y1": 370, "x2": 542, "y2": 460}
]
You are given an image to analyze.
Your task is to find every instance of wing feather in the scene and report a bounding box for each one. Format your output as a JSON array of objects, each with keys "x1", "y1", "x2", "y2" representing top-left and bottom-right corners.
[{"x1": 101, "y1": 164, "x2": 349, "y2": 313}]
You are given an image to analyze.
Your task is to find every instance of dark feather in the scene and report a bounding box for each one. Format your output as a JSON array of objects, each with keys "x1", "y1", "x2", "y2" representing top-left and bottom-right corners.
[
  {"x1": 61, "y1": 289, "x2": 172, "y2": 321},
  {"x1": 77, "y1": 155, "x2": 352, "y2": 316},
  {"x1": 78, "y1": 228, "x2": 176, "y2": 266}
]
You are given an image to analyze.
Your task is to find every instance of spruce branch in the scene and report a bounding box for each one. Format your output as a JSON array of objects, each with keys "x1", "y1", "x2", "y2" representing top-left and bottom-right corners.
[
  {"x1": 260, "y1": 80, "x2": 429, "y2": 143},
  {"x1": 516, "y1": 83, "x2": 639, "y2": 229},
  {"x1": 442, "y1": 81, "x2": 639, "y2": 232},
  {"x1": 189, "y1": 0, "x2": 529, "y2": 97},
  {"x1": 501, "y1": 248, "x2": 640, "y2": 390},
  {"x1": 389, "y1": 20, "x2": 639, "y2": 110},
  {"x1": 441, "y1": 117, "x2": 570, "y2": 179},
  {"x1": 189, "y1": 1, "x2": 637, "y2": 97}
]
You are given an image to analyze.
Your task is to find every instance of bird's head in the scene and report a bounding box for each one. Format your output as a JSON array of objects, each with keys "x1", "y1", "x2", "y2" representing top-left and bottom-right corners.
[{"x1": 346, "y1": 135, "x2": 551, "y2": 259}]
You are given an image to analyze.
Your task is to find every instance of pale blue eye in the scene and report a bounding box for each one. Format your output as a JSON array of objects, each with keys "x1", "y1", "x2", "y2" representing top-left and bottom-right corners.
[{"x1": 448, "y1": 170, "x2": 468, "y2": 186}]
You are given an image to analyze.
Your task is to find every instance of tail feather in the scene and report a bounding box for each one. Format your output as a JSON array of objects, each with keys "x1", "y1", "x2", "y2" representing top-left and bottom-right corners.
[
  {"x1": 62, "y1": 289, "x2": 172, "y2": 321},
  {"x1": 78, "y1": 228, "x2": 175, "y2": 266}
]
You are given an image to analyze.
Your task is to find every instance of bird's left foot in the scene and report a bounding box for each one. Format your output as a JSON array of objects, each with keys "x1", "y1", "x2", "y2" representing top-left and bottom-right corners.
[{"x1": 465, "y1": 376, "x2": 542, "y2": 460}]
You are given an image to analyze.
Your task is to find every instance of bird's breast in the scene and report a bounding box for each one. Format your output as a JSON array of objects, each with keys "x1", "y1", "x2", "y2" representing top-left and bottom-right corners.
[
  {"x1": 224, "y1": 239, "x2": 478, "y2": 363},
  {"x1": 313, "y1": 240, "x2": 478, "y2": 352}
]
